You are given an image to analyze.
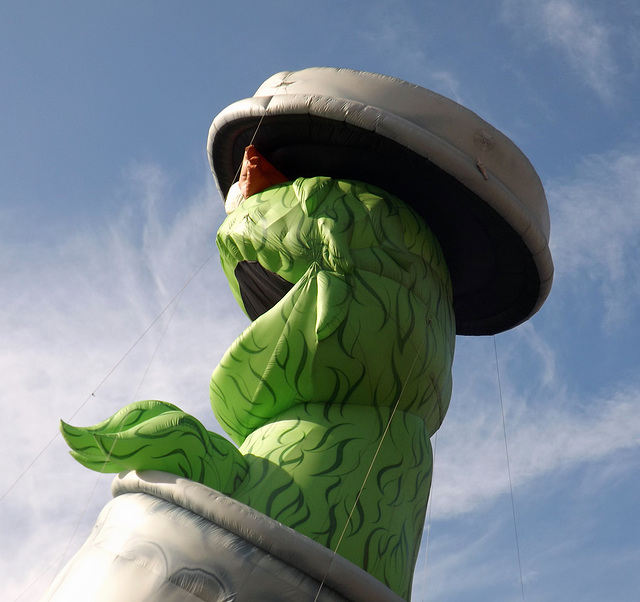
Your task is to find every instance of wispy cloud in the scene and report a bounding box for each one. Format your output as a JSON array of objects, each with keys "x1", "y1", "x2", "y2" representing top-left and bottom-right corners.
[
  {"x1": 429, "y1": 318, "x2": 640, "y2": 520},
  {"x1": 356, "y1": 0, "x2": 464, "y2": 102},
  {"x1": 0, "y1": 163, "x2": 246, "y2": 600},
  {"x1": 541, "y1": 0, "x2": 617, "y2": 100},
  {"x1": 502, "y1": 0, "x2": 618, "y2": 101},
  {"x1": 547, "y1": 148, "x2": 640, "y2": 327},
  {"x1": 357, "y1": 0, "x2": 427, "y2": 75},
  {"x1": 429, "y1": 70, "x2": 464, "y2": 104}
]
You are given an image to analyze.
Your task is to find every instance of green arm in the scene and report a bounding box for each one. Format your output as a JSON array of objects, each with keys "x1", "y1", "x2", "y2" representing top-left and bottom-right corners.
[{"x1": 60, "y1": 400, "x2": 248, "y2": 495}]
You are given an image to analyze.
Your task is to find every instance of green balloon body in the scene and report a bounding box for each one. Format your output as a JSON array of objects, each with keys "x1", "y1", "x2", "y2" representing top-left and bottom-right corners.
[{"x1": 61, "y1": 177, "x2": 455, "y2": 599}]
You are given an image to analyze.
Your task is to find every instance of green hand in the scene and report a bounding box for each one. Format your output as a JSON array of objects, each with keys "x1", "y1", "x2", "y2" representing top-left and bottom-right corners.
[{"x1": 61, "y1": 400, "x2": 248, "y2": 494}]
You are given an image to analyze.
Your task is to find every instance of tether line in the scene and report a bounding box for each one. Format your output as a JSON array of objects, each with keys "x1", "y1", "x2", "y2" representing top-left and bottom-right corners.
[
  {"x1": 228, "y1": 95, "x2": 273, "y2": 188},
  {"x1": 43, "y1": 278, "x2": 188, "y2": 600},
  {"x1": 494, "y1": 336, "x2": 526, "y2": 601},
  {"x1": 312, "y1": 330, "x2": 429, "y2": 602},
  {"x1": 0, "y1": 246, "x2": 217, "y2": 505},
  {"x1": 420, "y1": 430, "x2": 437, "y2": 602},
  {"x1": 8, "y1": 91, "x2": 274, "y2": 595}
]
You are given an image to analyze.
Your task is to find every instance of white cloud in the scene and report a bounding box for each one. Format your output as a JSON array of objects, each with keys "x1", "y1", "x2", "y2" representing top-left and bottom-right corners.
[
  {"x1": 428, "y1": 330, "x2": 640, "y2": 520},
  {"x1": 430, "y1": 70, "x2": 464, "y2": 104},
  {"x1": 502, "y1": 0, "x2": 617, "y2": 101},
  {"x1": 541, "y1": 0, "x2": 617, "y2": 100},
  {"x1": 0, "y1": 163, "x2": 247, "y2": 600},
  {"x1": 356, "y1": 0, "x2": 465, "y2": 102},
  {"x1": 357, "y1": 0, "x2": 428, "y2": 76},
  {"x1": 413, "y1": 519, "x2": 515, "y2": 599},
  {"x1": 547, "y1": 148, "x2": 640, "y2": 327}
]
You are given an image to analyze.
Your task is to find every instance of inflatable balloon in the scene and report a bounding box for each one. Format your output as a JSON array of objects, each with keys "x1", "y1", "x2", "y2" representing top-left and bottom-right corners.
[{"x1": 56, "y1": 67, "x2": 553, "y2": 601}]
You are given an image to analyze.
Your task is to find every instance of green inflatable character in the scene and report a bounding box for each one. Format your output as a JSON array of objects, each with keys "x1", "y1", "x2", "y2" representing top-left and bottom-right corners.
[
  {"x1": 59, "y1": 66, "x2": 556, "y2": 600},
  {"x1": 61, "y1": 170, "x2": 455, "y2": 599}
]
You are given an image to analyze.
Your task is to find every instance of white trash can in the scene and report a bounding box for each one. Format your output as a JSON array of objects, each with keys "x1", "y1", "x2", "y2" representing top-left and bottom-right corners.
[{"x1": 43, "y1": 470, "x2": 406, "y2": 602}]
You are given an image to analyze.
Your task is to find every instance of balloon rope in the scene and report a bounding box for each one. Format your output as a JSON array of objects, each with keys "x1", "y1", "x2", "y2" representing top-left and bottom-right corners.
[
  {"x1": 0, "y1": 247, "x2": 217, "y2": 505},
  {"x1": 493, "y1": 336, "x2": 526, "y2": 601},
  {"x1": 130, "y1": 288, "x2": 186, "y2": 402},
  {"x1": 8, "y1": 68, "x2": 280, "y2": 501},
  {"x1": 419, "y1": 430, "x2": 438, "y2": 602},
  {"x1": 13, "y1": 550, "x2": 70, "y2": 600},
  {"x1": 69, "y1": 248, "x2": 216, "y2": 423},
  {"x1": 10, "y1": 87, "x2": 275, "y2": 591},
  {"x1": 43, "y1": 282, "x2": 188, "y2": 600},
  {"x1": 312, "y1": 329, "x2": 429, "y2": 602},
  {"x1": 44, "y1": 463, "x2": 113, "y2": 597},
  {"x1": 229, "y1": 72, "x2": 294, "y2": 187},
  {"x1": 228, "y1": 95, "x2": 273, "y2": 188},
  {"x1": 248, "y1": 105, "x2": 269, "y2": 148}
]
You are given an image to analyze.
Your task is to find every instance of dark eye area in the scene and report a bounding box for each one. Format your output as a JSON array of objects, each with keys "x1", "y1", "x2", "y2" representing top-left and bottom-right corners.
[{"x1": 234, "y1": 261, "x2": 295, "y2": 320}]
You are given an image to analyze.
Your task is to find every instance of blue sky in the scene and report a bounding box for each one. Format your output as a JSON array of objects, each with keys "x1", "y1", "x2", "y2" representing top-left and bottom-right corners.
[{"x1": 1, "y1": 1, "x2": 640, "y2": 600}]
